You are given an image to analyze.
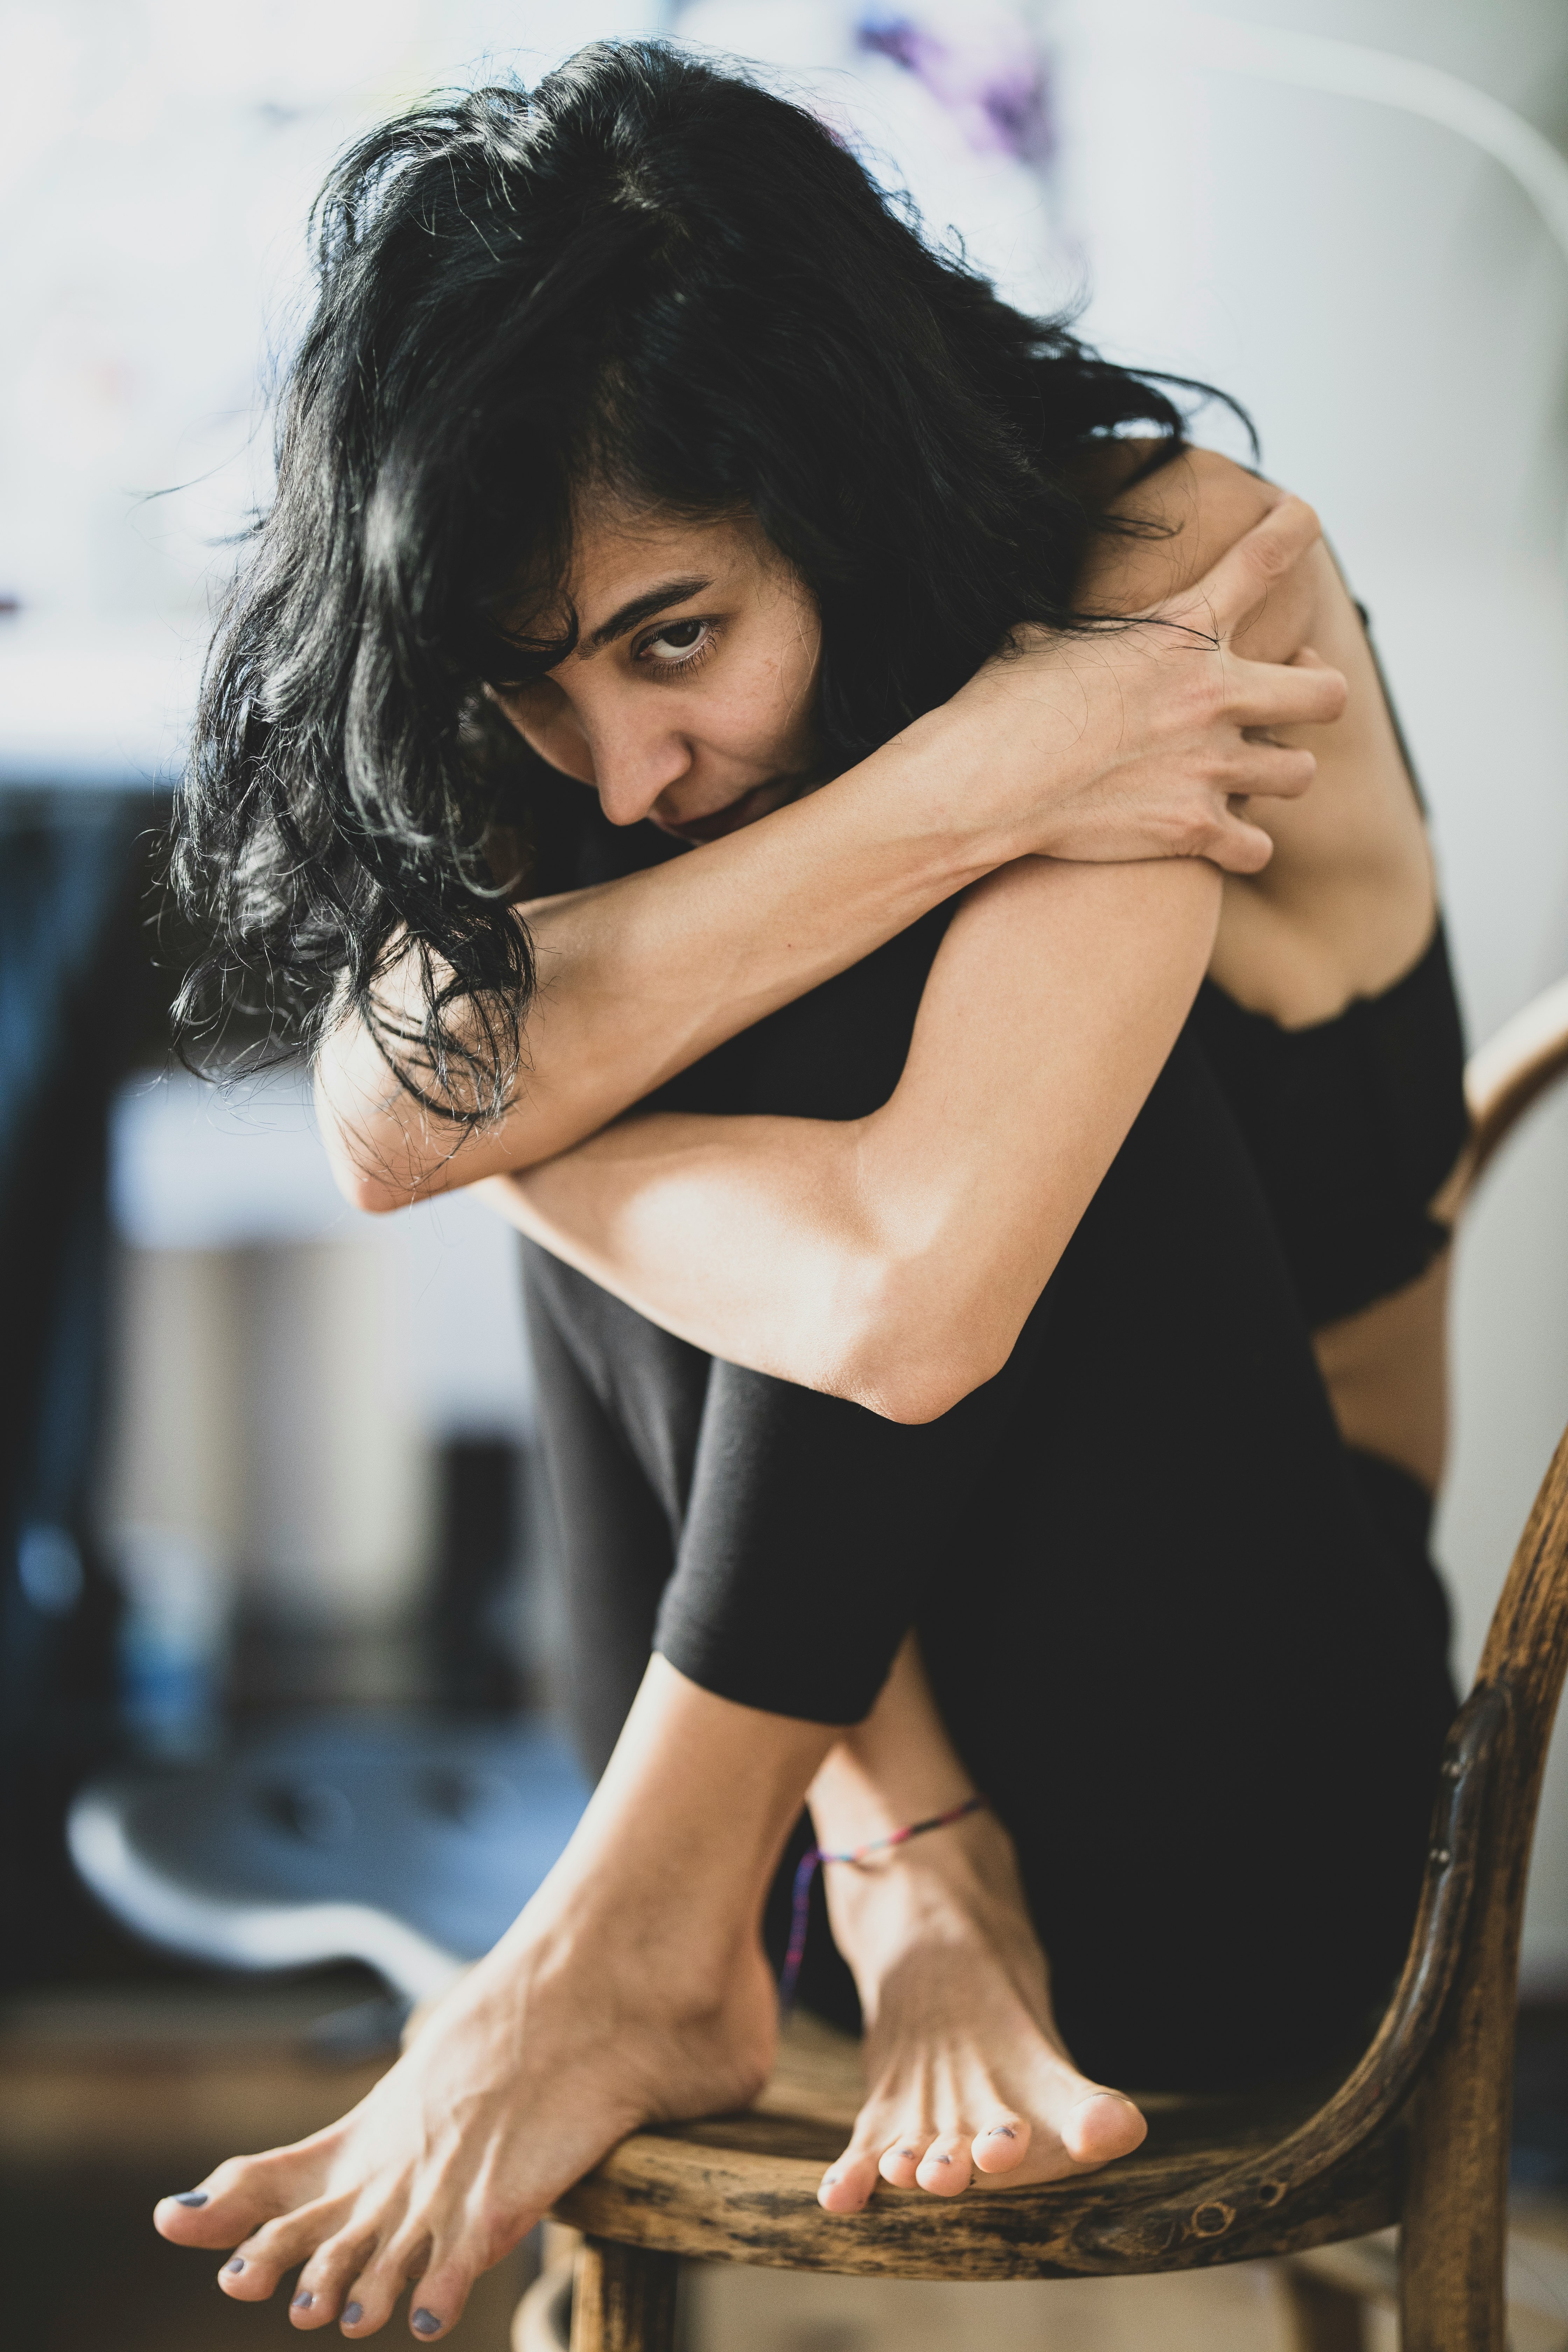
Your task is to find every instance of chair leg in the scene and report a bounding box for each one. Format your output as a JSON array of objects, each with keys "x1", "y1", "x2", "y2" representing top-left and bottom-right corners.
[
  {"x1": 1278, "y1": 2266, "x2": 1369, "y2": 2352},
  {"x1": 569, "y1": 2238, "x2": 679, "y2": 2352},
  {"x1": 1397, "y1": 2060, "x2": 1509, "y2": 2350}
]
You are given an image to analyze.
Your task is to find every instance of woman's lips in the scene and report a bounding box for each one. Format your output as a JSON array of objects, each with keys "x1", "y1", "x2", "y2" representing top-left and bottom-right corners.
[{"x1": 650, "y1": 780, "x2": 794, "y2": 844}]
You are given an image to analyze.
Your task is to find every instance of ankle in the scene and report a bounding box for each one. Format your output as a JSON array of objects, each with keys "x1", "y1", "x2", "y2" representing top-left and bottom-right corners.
[{"x1": 808, "y1": 1751, "x2": 979, "y2": 1859}]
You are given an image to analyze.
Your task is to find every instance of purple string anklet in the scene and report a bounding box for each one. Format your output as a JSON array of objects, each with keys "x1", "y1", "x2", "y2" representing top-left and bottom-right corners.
[{"x1": 777, "y1": 1795, "x2": 987, "y2": 2010}]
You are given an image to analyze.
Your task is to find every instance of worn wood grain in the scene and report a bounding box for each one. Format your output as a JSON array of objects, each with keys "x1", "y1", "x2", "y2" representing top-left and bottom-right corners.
[
  {"x1": 553, "y1": 2019, "x2": 1401, "y2": 2284},
  {"x1": 1400, "y1": 1420, "x2": 1568, "y2": 2349},
  {"x1": 569, "y1": 2239, "x2": 677, "y2": 2352}
]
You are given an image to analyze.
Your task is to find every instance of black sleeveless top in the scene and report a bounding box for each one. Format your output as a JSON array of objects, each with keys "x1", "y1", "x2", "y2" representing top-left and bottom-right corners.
[
  {"x1": 1190, "y1": 930, "x2": 1466, "y2": 1329},
  {"x1": 524, "y1": 745, "x2": 1468, "y2": 1336}
]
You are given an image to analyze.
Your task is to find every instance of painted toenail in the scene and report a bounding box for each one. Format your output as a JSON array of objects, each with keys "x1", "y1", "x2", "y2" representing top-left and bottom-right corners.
[
  {"x1": 173, "y1": 2191, "x2": 209, "y2": 2206},
  {"x1": 899, "y1": 2147, "x2": 918, "y2": 2157},
  {"x1": 989, "y1": 2125, "x2": 1017, "y2": 2138},
  {"x1": 933, "y1": 2154, "x2": 952, "y2": 2164},
  {"x1": 293, "y1": 2291, "x2": 314, "y2": 2311},
  {"x1": 412, "y1": 2312, "x2": 441, "y2": 2336},
  {"x1": 343, "y1": 2303, "x2": 364, "y2": 2326},
  {"x1": 225, "y1": 2258, "x2": 246, "y2": 2273}
]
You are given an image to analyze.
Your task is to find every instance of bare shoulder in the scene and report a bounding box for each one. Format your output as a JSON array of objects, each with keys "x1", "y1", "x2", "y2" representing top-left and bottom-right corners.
[
  {"x1": 1073, "y1": 441, "x2": 1436, "y2": 1026},
  {"x1": 1073, "y1": 443, "x2": 1279, "y2": 595},
  {"x1": 1072, "y1": 443, "x2": 1315, "y2": 656}
]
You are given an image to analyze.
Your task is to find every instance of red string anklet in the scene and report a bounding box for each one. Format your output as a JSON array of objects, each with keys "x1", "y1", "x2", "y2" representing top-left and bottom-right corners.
[{"x1": 777, "y1": 1794, "x2": 987, "y2": 2009}]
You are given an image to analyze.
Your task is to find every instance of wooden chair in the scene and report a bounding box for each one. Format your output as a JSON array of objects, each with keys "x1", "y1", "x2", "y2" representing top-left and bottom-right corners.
[{"x1": 537, "y1": 974, "x2": 1568, "y2": 2352}]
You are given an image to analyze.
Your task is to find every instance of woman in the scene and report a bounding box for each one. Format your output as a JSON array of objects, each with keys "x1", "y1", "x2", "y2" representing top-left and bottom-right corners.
[{"x1": 155, "y1": 42, "x2": 1461, "y2": 2340}]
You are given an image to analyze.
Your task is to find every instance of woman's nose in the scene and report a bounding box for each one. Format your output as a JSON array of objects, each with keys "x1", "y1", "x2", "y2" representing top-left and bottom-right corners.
[{"x1": 587, "y1": 715, "x2": 692, "y2": 828}]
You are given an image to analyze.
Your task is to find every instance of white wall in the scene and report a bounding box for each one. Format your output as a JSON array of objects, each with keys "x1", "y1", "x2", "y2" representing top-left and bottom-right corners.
[{"x1": 1048, "y1": 0, "x2": 1568, "y2": 1980}]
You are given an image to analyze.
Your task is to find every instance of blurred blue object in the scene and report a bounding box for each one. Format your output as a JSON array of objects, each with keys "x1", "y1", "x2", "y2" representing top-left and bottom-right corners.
[{"x1": 68, "y1": 1711, "x2": 590, "y2": 2003}]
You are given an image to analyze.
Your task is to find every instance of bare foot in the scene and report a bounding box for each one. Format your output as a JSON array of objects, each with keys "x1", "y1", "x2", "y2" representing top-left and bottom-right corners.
[
  {"x1": 152, "y1": 1657, "x2": 836, "y2": 2339},
  {"x1": 814, "y1": 1805, "x2": 1147, "y2": 2212},
  {"x1": 154, "y1": 1884, "x2": 774, "y2": 2336}
]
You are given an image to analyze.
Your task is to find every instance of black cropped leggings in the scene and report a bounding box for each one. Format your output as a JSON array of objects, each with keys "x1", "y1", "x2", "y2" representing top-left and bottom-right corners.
[{"x1": 523, "y1": 1027, "x2": 1456, "y2": 2090}]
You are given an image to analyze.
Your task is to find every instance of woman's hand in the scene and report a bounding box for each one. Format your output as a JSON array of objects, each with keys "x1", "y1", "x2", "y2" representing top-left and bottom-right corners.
[
  {"x1": 933, "y1": 491, "x2": 1346, "y2": 874},
  {"x1": 316, "y1": 485, "x2": 1340, "y2": 1212}
]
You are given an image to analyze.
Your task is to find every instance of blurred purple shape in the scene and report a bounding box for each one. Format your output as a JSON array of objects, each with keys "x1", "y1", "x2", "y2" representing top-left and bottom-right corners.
[{"x1": 857, "y1": 4, "x2": 1053, "y2": 167}]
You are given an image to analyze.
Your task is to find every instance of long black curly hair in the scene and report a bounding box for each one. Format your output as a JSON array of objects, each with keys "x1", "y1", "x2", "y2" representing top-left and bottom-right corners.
[{"x1": 170, "y1": 38, "x2": 1226, "y2": 1113}]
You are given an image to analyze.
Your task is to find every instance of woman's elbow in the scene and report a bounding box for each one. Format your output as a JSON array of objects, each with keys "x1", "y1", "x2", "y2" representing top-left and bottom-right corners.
[{"x1": 834, "y1": 1264, "x2": 1020, "y2": 1424}]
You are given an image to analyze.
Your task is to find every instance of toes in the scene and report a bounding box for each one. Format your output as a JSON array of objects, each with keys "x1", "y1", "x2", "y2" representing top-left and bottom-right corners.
[
  {"x1": 337, "y1": 2231, "x2": 437, "y2": 2339},
  {"x1": 914, "y1": 2131, "x2": 973, "y2": 2197},
  {"x1": 292, "y1": 2224, "x2": 380, "y2": 2330},
  {"x1": 817, "y1": 2146, "x2": 884, "y2": 2214},
  {"x1": 971, "y1": 2112, "x2": 1032, "y2": 2176},
  {"x1": 397, "y1": 2247, "x2": 479, "y2": 2340},
  {"x1": 220, "y1": 2199, "x2": 355, "y2": 2305},
  {"x1": 155, "y1": 2146, "x2": 326, "y2": 2248},
  {"x1": 1060, "y1": 2092, "x2": 1147, "y2": 2168},
  {"x1": 876, "y1": 2130, "x2": 934, "y2": 2189}
]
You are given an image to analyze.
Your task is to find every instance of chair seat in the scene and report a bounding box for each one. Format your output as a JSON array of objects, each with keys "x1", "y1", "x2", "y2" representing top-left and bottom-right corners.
[{"x1": 553, "y1": 2012, "x2": 1402, "y2": 2281}]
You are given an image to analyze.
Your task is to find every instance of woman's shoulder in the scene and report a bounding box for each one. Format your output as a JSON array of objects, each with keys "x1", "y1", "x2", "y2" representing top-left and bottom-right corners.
[
  {"x1": 1072, "y1": 441, "x2": 1303, "y2": 635},
  {"x1": 1076, "y1": 442, "x2": 1438, "y2": 1027}
]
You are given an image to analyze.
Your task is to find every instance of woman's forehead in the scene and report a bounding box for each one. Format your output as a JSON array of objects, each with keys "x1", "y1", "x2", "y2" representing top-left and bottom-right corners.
[{"x1": 510, "y1": 505, "x2": 777, "y2": 642}]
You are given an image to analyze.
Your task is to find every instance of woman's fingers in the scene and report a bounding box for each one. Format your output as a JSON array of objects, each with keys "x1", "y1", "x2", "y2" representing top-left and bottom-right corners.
[
  {"x1": 1172, "y1": 492, "x2": 1323, "y2": 641},
  {"x1": 1200, "y1": 807, "x2": 1276, "y2": 875},
  {"x1": 1225, "y1": 645, "x2": 1348, "y2": 738}
]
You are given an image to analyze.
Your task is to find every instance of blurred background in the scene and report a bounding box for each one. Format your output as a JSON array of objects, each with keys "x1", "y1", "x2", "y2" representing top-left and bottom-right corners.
[{"x1": 2, "y1": 2, "x2": 1566, "y2": 2346}]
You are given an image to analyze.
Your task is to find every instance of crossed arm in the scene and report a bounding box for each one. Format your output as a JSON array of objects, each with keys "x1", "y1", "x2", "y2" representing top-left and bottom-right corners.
[
  {"x1": 481, "y1": 855, "x2": 1220, "y2": 1422},
  {"x1": 316, "y1": 490, "x2": 1342, "y2": 1419},
  {"x1": 314, "y1": 494, "x2": 1334, "y2": 1213}
]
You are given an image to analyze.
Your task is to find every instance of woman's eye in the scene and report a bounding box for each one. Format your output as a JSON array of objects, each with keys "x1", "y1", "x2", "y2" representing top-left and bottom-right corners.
[{"x1": 639, "y1": 618, "x2": 708, "y2": 663}]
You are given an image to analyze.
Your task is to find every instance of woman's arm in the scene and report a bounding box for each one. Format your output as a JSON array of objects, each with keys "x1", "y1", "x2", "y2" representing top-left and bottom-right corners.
[
  {"x1": 482, "y1": 855, "x2": 1220, "y2": 1423},
  {"x1": 316, "y1": 498, "x2": 1342, "y2": 1212}
]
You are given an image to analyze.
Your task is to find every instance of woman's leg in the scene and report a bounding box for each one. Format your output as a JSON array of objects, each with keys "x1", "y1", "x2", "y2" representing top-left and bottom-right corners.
[
  {"x1": 810, "y1": 1634, "x2": 1148, "y2": 2212},
  {"x1": 913, "y1": 1035, "x2": 1457, "y2": 2091},
  {"x1": 649, "y1": 1032, "x2": 1454, "y2": 2100},
  {"x1": 154, "y1": 1658, "x2": 834, "y2": 2340}
]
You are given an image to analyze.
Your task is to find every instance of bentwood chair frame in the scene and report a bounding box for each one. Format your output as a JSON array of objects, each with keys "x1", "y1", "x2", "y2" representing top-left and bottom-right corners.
[{"x1": 540, "y1": 974, "x2": 1568, "y2": 2352}]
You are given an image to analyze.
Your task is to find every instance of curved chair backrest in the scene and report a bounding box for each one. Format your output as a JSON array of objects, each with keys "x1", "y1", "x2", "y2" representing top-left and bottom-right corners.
[{"x1": 1454, "y1": 971, "x2": 1568, "y2": 1208}]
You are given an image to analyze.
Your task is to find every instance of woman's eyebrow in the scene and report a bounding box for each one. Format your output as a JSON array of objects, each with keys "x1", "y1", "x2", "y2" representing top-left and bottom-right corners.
[{"x1": 585, "y1": 575, "x2": 713, "y2": 651}]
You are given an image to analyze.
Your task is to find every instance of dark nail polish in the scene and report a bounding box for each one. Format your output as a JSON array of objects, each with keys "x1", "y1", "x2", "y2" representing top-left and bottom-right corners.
[
  {"x1": 293, "y1": 2291, "x2": 314, "y2": 2311},
  {"x1": 225, "y1": 2258, "x2": 246, "y2": 2274},
  {"x1": 899, "y1": 2146, "x2": 918, "y2": 2157},
  {"x1": 174, "y1": 2190, "x2": 210, "y2": 2206},
  {"x1": 343, "y1": 2303, "x2": 364, "y2": 2326},
  {"x1": 933, "y1": 2153, "x2": 952, "y2": 2164},
  {"x1": 989, "y1": 2124, "x2": 1017, "y2": 2139},
  {"x1": 412, "y1": 2312, "x2": 441, "y2": 2336}
]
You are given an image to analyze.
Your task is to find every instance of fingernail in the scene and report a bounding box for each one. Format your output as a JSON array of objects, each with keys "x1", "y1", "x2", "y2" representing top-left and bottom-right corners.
[
  {"x1": 989, "y1": 2124, "x2": 1017, "y2": 2139},
  {"x1": 293, "y1": 2290, "x2": 314, "y2": 2311},
  {"x1": 173, "y1": 2190, "x2": 209, "y2": 2205},
  {"x1": 343, "y1": 2303, "x2": 364, "y2": 2326},
  {"x1": 225, "y1": 2258, "x2": 246, "y2": 2274},
  {"x1": 412, "y1": 2312, "x2": 441, "y2": 2337}
]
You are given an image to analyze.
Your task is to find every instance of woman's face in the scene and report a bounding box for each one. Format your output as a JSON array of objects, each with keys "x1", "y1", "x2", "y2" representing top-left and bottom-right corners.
[{"x1": 493, "y1": 503, "x2": 825, "y2": 842}]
